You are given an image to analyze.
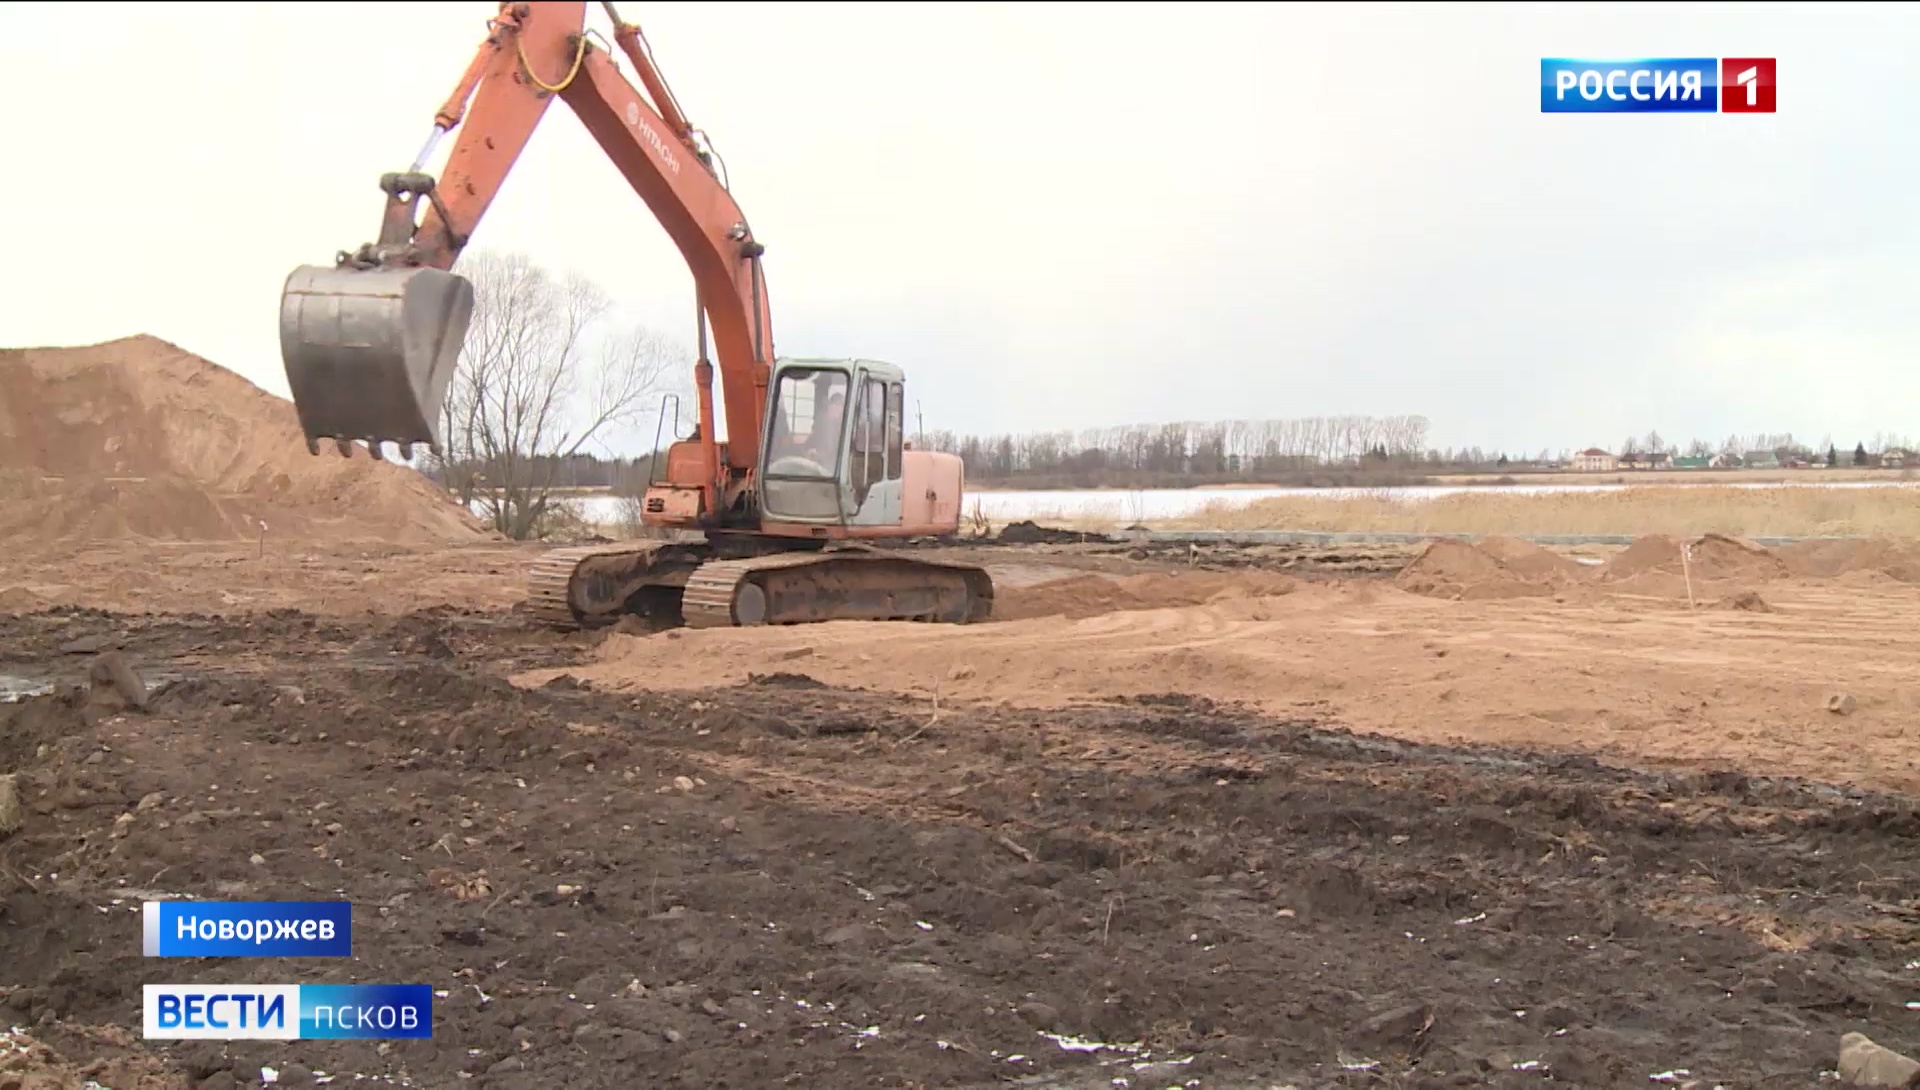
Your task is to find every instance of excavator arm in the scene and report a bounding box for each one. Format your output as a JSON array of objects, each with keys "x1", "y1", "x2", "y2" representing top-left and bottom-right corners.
[{"x1": 279, "y1": 0, "x2": 773, "y2": 518}]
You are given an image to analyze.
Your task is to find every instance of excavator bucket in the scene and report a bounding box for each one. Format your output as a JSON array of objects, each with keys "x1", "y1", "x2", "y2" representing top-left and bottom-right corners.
[{"x1": 278, "y1": 264, "x2": 474, "y2": 458}]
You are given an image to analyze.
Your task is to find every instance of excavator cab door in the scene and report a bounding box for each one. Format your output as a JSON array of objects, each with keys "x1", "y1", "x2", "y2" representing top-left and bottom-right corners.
[{"x1": 841, "y1": 371, "x2": 905, "y2": 527}]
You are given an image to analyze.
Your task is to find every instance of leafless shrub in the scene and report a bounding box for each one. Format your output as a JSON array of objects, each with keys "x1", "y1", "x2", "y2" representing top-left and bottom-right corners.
[{"x1": 438, "y1": 249, "x2": 684, "y2": 541}]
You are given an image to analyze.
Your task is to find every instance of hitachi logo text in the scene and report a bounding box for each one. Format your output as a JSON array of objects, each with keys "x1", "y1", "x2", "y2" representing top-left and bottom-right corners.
[{"x1": 625, "y1": 101, "x2": 682, "y2": 174}]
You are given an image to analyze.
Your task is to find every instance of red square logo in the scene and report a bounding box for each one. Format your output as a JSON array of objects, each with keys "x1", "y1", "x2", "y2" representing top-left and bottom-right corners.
[{"x1": 1722, "y1": 57, "x2": 1776, "y2": 112}]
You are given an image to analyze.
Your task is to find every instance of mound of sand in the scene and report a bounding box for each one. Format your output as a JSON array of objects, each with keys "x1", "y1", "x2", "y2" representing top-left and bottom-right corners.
[
  {"x1": 0, "y1": 585, "x2": 47, "y2": 613},
  {"x1": 1715, "y1": 589, "x2": 1774, "y2": 612},
  {"x1": 1475, "y1": 535, "x2": 1587, "y2": 580},
  {"x1": 1601, "y1": 533, "x2": 1788, "y2": 584},
  {"x1": 0, "y1": 336, "x2": 488, "y2": 548},
  {"x1": 994, "y1": 570, "x2": 1296, "y2": 621},
  {"x1": 1395, "y1": 538, "x2": 1581, "y2": 601},
  {"x1": 1775, "y1": 537, "x2": 1920, "y2": 583}
]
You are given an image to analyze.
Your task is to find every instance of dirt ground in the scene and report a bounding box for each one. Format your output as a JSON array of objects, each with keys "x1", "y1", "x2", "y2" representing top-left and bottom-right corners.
[{"x1": 5, "y1": 533, "x2": 1920, "y2": 1089}]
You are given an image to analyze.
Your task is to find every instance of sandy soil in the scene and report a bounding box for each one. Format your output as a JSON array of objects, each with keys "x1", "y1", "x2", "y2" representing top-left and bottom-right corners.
[
  {"x1": 6, "y1": 594, "x2": 1920, "y2": 1090},
  {"x1": 8, "y1": 528, "x2": 1920, "y2": 803},
  {"x1": 0, "y1": 540, "x2": 538, "y2": 618},
  {"x1": 511, "y1": 534, "x2": 1920, "y2": 797},
  {"x1": 12, "y1": 334, "x2": 1920, "y2": 1086}
]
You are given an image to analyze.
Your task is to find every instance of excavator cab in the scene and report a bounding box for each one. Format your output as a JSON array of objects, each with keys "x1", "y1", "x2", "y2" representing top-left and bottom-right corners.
[{"x1": 759, "y1": 358, "x2": 915, "y2": 528}]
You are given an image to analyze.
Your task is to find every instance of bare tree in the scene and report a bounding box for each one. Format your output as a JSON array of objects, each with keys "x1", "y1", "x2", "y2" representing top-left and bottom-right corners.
[{"x1": 440, "y1": 249, "x2": 683, "y2": 540}]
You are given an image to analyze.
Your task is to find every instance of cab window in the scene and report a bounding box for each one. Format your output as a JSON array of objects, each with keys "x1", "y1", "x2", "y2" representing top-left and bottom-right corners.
[
  {"x1": 767, "y1": 368, "x2": 848, "y2": 474},
  {"x1": 885, "y1": 383, "x2": 904, "y2": 480}
]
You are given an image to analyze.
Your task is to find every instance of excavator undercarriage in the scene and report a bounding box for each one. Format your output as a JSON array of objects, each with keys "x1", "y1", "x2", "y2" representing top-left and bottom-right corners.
[{"x1": 526, "y1": 541, "x2": 995, "y2": 630}]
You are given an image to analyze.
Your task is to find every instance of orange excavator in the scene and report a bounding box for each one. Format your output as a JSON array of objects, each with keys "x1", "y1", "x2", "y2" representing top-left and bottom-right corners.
[{"x1": 278, "y1": 0, "x2": 993, "y2": 630}]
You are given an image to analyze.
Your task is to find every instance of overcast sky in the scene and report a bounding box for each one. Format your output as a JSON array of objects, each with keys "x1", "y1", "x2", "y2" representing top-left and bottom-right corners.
[{"x1": 3, "y1": 2, "x2": 1912, "y2": 456}]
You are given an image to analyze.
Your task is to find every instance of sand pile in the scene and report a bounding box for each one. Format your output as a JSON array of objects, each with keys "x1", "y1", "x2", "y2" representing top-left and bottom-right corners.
[
  {"x1": 1599, "y1": 533, "x2": 1787, "y2": 590},
  {"x1": 1775, "y1": 537, "x2": 1920, "y2": 583},
  {"x1": 0, "y1": 585, "x2": 47, "y2": 612},
  {"x1": 0, "y1": 336, "x2": 488, "y2": 548},
  {"x1": 1598, "y1": 533, "x2": 1684, "y2": 581},
  {"x1": 1475, "y1": 535, "x2": 1587, "y2": 580},
  {"x1": 1395, "y1": 538, "x2": 1581, "y2": 600},
  {"x1": 1715, "y1": 589, "x2": 1774, "y2": 612},
  {"x1": 993, "y1": 570, "x2": 1296, "y2": 621},
  {"x1": 1687, "y1": 534, "x2": 1791, "y2": 580}
]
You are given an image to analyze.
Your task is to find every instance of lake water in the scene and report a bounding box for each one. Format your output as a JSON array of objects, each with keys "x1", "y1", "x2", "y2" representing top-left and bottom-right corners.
[{"x1": 542, "y1": 478, "x2": 1920, "y2": 526}]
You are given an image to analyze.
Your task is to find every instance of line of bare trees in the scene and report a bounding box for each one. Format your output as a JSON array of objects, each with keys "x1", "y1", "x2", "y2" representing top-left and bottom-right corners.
[
  {"x1": 1623, "y1": 431, "x2": 1919, "y2": 462},
  {"x1": 903, "y1": 421, "x2": 1920, "y2": 487},
  {"x1": 913, "y1": 415, "x2": 1436, "y2": 487}
]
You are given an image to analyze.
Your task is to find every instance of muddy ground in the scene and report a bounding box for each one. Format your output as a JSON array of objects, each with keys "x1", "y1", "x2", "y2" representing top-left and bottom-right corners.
[{"x1": 4, "y1": 583, "x2": 1920, "y2": 1089}]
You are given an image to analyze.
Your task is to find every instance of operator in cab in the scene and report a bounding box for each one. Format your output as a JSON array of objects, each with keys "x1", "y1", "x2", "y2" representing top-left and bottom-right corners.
[{"x1": 801, "y1": 388, "x2": 847, "y2": 463}]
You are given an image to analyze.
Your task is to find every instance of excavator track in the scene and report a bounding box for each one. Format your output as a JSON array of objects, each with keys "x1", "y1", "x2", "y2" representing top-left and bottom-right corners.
[
  {"x1": 525, "y1": 541, "x2": 692, "y2": 629},
  {"x1": 525, "y1": 542, "x2": 993, "y2": 631},
  {"x1": 679, "y1": 549, "x2": 994, "y2": 629}
]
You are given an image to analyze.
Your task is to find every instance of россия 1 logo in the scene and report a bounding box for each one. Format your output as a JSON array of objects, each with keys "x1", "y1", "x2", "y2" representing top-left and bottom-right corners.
[{"x1": 1540, "y1": 58, "x2": 1776, "y2": 113}]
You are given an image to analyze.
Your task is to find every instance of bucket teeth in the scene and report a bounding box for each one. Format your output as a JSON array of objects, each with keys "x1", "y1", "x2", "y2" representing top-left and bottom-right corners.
[{"x1": 302, "y1": 435, "x2": 438, "y2": 461}]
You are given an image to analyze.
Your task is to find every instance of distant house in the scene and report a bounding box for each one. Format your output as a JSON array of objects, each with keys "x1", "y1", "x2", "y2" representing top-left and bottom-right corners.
[
  {"x1": 1615, "y1": 450, "x2": 1671, "y2": 470},
  {"x1": 1742, "y1": 450, "x2": 1781, "y2": 469},
  {"x1": 1883, "y1": 449, "x2": 1911, "y2": 468},
  {"x1": 1573, "y1": 447, "x2": 1617, "y2": 472},
  {"x1": 1712, "y1": 452, "x2": 1744, "y2": 469},
  {"x1": 1672, "y1": 455, "x2": 1712, "y2": 470}
]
